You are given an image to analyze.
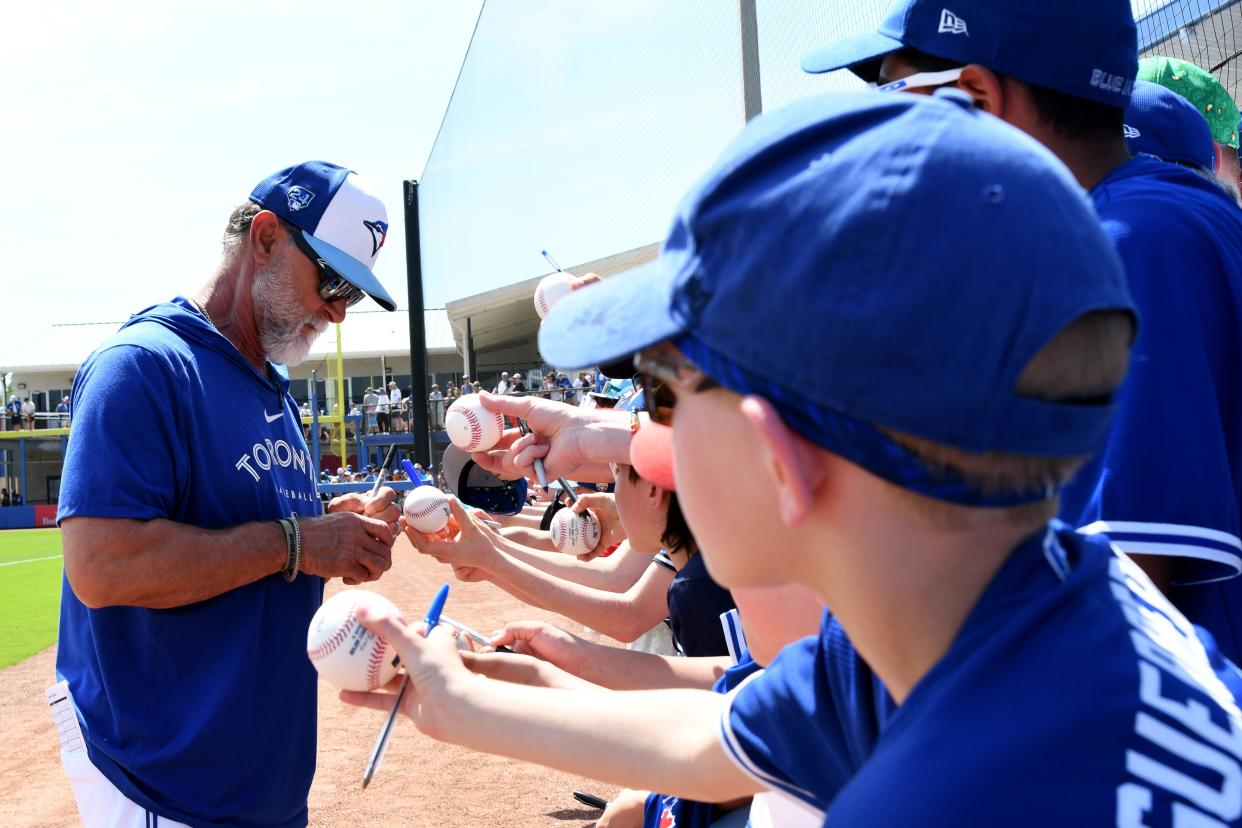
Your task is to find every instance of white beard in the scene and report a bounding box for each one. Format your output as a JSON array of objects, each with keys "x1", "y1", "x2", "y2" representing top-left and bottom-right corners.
[{"x1": 252, "y1": 258, "x2": 328, "y2": 366}]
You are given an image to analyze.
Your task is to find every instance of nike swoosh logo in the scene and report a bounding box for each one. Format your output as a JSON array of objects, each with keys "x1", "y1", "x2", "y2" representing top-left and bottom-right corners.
[{"x1": 265, "y1": 411, "x2": 284, "y2": 423}]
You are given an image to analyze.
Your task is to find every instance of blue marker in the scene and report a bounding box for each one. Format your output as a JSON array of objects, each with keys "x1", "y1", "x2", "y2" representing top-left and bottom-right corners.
[
  {"x1": 401, "y1": 459, "x2": 422, "y2": 487},
  {"x1": 423, "y1": 583, "x2": 450, "y2": 634},
  {"x1": 363, "y1": 583, "x2": 451, "y2": 789}
]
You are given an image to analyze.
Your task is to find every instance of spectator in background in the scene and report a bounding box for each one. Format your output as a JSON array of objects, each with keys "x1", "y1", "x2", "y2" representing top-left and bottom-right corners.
[
  {"x1": 388, "y1": 382, "x2": 404, "y2": 433},
  {"x1": 363, "y1": 386, "x2": 379, "y2": 435},
  {"x1": 57, "y1": 396, "x2": 71, "y2": 428},
  {"x1": 7, "y1": 395, "x2": 21, "y2": 431},
  {"x1": 21, "y1": 397, "x2": 35, "y2": 430},
  {"x1": 556, "y1": 372, "x2": 573, "y2": 405},
  {"x1": 460, "y1": 375, "x2": 474, "y2": 394},
  {"x1": 508, "y1": 373, "x2": 525, "y2": 395},
  {"x1": 1, "y1": 488, "x2": 9, "y2": 507},
  {"x1": 429, "y1": 384, "x2": 444, "y2": 430},
  {"x1": 445, "y1": 381, "x2": 458, "y2": 401},
  {"x1": 493, "y1": 372, "x2": 510, "y2": 395},
  {"x1": 543, "y1": 373, "x2": 558, "y2": 401},
  {"x1": 375, "y1": 385, "x2": 391, "y2": 433}
]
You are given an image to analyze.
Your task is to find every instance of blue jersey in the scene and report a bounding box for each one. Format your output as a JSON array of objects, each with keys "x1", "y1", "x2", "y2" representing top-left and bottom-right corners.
[
  {"x1": 56, "y1": 298, "x2": 324, "y2": 827},
  {"x1": 721, "y1": 615, "x2": 893, "y2": 820},
  {"x1": 722, "y1": 525, "x2": 1242, "y2": 825},
  {"x1": 1061, "y1": 155, "x2": 1242, "y2": 663},
  {"x1": 642, "y1": 655, "x2": 767, "y2": 828}
]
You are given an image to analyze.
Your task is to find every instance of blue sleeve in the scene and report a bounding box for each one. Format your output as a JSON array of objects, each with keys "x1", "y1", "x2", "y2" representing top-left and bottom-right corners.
[
  {"x1": 718, "y1": 617, "x2": 885, "y2": 811},
  {"x1": 58, "y1": 345, "x2": 188, "y2": 523},
  {"x1": 1061, "y1": 212, "x2": 1242, "y2": 585}
]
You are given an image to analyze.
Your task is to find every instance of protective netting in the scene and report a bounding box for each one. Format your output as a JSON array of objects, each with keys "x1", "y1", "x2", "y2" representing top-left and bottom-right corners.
[
  {"x1": 419, "y1": 1, "x2": 1230, "y2": 311},
  {"x1": 418, "y1": 0, "x2": 900, "y2": 310},
  {"x1": 1135, "y1": 0, "x2": 1242, "y2": 95}
]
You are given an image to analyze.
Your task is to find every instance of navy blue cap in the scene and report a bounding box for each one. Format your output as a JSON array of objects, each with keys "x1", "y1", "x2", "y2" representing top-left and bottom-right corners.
[
  {"x1": 539, "y1": 91, "x2": 1135, "y2": 505},
  {"x1": 250, "y1": 161, "x2": 395, "y2": 311},
  {"x1": 801, "y1": 0, "x2": 1137, "y2": 109},
  {"x1": 1124, "y1": 80, "x2": 1217, "y2": 172}
]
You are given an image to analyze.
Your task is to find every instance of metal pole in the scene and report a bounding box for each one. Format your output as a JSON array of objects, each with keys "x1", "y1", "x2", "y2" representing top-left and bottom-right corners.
[
  {"x1": 404, "y1": 179, "x2": 431, "y2": 466},
  {"x1": 19, "y1": 437, "x2": 27, "y2": 507},
  {"x1": 738, "y1": 0, "x2": 763, "y2": 122},
  {"x1": 466, "y1": 317, "x2": 476, "y2": 380},
  {"x1": 310, "y1": 369, "x2": 320, "y2": 475}
]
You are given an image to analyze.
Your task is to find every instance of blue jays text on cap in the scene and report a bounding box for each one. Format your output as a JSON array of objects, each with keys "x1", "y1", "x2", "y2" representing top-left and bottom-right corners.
[
  {"x1": 250, "y1": 161, "x2": 396, "y2": 311},
  {"x1": 538, "y1": 91, "x2": 1136, "y2": 505},
  {"x1": 800, "y1": 0, "x2": 1138, "y2": 110},
  {"x1": 1124, "y1": 80, "x2": 1218, "y2": 172}
]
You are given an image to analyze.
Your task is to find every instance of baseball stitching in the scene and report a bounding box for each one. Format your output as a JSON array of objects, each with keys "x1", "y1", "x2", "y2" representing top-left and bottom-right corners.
[
  {"x1": 459, "y1": 408, "x2": 483, "y2": 450},
  {"x1": 366, "y1": 639, "x2": 387, "y2": 690},
  {"x1": 409, "y1": 498, "x2": 449, "y2": 521},
  {"x1": 308, "y1": 610, "x2": 355, "y2": 662}
]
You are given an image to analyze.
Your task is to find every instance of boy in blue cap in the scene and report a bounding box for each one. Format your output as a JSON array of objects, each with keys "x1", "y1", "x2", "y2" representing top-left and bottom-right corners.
[
  {"x1": 804, "y1": 0, "x2": 1242, "y2": 670},
  {"x1": 340, "y1": 91, "x2": 1242, "y2": 825}
]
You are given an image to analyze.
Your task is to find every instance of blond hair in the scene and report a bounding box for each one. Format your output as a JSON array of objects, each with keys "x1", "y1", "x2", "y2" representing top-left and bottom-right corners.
[{"x1": 879, "y1": 311, "x2": 1134, "y2": 530}]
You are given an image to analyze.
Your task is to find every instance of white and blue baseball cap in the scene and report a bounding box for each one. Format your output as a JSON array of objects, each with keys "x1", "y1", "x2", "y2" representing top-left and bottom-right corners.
[
  {"x1": 539, "y1": 91, "x2": 1136, "y2": 507},
  {"x1": 250, "y1": 161, "x2": 395, "y2": 311},
  {"x1": 801, "y1": 0, "x2": 1138, "y2": 109},
  {"x1": 1124, "y1": 80, "x2": 1217, "y2": 173}
]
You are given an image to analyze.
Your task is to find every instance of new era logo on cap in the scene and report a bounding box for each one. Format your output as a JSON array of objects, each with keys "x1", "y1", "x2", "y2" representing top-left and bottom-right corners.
[
  {"x1": 938, "y1": 9, "x2": 968, "y2": 35},
  {"x1": 250, "y1": 161, "x2": 396, "y2": 311},
  {"x1": 800, "y1": 0, "x2": 1137, "y2": 110},
  {"x1": 1123, "y1": 124, "x2": 1141, "y2": 139}
]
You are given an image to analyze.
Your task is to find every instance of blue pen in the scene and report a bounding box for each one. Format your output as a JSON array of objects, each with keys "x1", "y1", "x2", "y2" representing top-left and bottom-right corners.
[
  {"x1": 422, "y1": 583, "x2": 449, "y2": 633},
  {"x1": 401, "y1": 458, "x2": 422, "y2": 487},
  {"x1": 363, "y1": 584, "x2": 450, "y2": 789}
]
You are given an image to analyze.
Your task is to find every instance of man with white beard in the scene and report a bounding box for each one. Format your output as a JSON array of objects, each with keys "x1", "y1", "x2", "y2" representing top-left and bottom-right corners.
[{"x1": 53, "y1": 162, "x2": 402, "y2": 827}]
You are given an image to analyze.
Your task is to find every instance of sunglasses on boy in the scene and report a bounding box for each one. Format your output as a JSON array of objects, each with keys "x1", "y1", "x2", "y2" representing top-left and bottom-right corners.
[
  {"x1": 632, "y1": 347, "x2": 719, "y2": 426},
  {"x1": 289, "y1": 229, "x2": 367, "y2": 307}
]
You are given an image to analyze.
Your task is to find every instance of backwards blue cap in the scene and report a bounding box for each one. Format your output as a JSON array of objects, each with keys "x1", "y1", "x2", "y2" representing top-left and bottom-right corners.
[
  {"x1": 539, "y1": 91, "x2": 1135, "y2": 506},
  {"x1": 1125, "y1": 80, "x2": 1217, "y2": 172},
  {"x1": 250, "y1": 161, "x2": 396, "y2": 311},
  {"x1": 801, "y1": 0, "x2": 1137, "y2": 109}
]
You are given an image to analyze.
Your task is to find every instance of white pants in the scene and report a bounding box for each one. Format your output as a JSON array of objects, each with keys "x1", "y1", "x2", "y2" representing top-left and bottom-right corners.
[{"x1": 61, "y1": 750, "x2": 191, "y2": 828}]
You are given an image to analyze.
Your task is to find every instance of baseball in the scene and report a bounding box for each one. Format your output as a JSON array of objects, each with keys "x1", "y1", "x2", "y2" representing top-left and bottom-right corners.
[
  {"x1": 445, "y1": 396, "x2": 505, "y2": 452},
  {"x1": 533, "y1": 271, "x2": 574, "y2": 319},
  {"x1": 550, "y1": 508, "x2": 602, "y2": 556},
  {"x1": 306, "y1": 590, "x2": 401, "y2": 692},
  {"x1": 403, "y1": 486, "x2": 452, "y2": 534}
]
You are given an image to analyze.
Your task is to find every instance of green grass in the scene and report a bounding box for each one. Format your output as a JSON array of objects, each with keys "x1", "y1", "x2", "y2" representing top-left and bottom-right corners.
[{"x1": 0, "y1": 528, "x2": 64, "y2": 668}]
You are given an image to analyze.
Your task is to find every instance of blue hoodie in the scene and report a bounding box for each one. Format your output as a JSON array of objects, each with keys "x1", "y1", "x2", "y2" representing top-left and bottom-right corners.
[{"x1": 57, "y1": 297, "x2": 323, "y2": 827}]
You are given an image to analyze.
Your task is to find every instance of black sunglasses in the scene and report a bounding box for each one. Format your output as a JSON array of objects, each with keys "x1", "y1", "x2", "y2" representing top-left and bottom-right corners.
[
  {"x1": 632, "y1": 348, "x2": 719, "y2": 425},
  {"x1": 289, "y1": 229, "x2": 367, "y2": 307}
]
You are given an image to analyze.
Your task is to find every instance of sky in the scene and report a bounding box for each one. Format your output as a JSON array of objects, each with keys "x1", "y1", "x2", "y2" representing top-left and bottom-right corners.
[
  {"x1": 2, "y1": 0, "x2": 1175, "y2": 344},
  {"x1": 1, "y1": 0, "x2": 483, "y2": 343}
]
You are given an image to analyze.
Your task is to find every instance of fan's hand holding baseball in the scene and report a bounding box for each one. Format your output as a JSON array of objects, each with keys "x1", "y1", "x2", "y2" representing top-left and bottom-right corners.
[
  {"x1": 406, "y1": 500, "x2": 497, "y2": 571},
  {"x1": 338, "y1": 608, "x2": 470, "y2": 738},
  {"x1": 471, "y1": 392, "x2": 619, "y2": 483},
  {"x1": 298, "y1": 510, "x2": 395, "y2": 584},
  {"x1": 571, "y1": 493, "x2": 625, "y2": 557}
]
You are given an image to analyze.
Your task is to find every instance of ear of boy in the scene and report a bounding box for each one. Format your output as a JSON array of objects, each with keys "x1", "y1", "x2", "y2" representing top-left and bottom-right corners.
[{"x1": 739, "y1": 396, "x2": 824, "y2": 527}]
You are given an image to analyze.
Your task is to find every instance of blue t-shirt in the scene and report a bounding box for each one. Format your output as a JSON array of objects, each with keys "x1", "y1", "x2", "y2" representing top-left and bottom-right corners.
[
  {"x1": 1061, "y1": 155, "x2": 1242, "y2": 663},
  {"x1": 56, "y1": 298, "x2": 324, "y2": 828},
  {"x1": 654, "y1": 551, "x2": 736, "y2": 658},
  {"x1": 723, "y1": 525, "x2": 1242, "y2": 825}
]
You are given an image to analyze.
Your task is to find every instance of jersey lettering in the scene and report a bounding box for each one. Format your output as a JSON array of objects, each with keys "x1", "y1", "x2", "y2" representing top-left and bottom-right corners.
[{"x1": 1112, "y1": 555, "x2": 1242, "y2": 824}]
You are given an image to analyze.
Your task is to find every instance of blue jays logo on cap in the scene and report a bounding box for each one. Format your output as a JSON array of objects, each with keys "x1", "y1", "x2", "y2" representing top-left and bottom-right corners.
[
  {"x1": 287, "y1": 186, "x2": 315, "y2": 212},
  {"x1": 363, "y1": 219, "x2": 388, "y2": 257},
  {"x1": 938, "y1": 9, "x2": 968, "y2": 36}
]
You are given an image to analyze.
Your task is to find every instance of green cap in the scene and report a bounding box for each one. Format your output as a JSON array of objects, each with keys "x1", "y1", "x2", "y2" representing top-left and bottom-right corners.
[{"x1": 1138, "y1": 56, "x2": 1239, "y2": 148}]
